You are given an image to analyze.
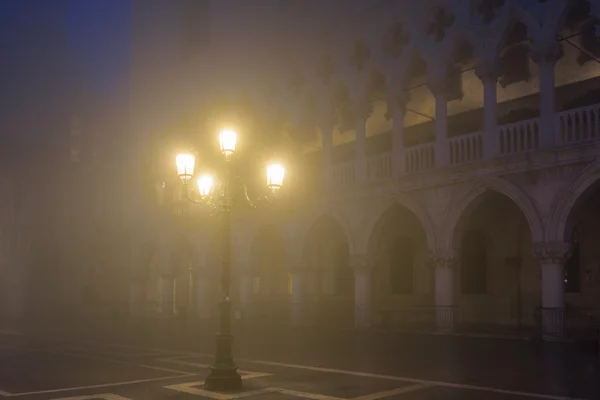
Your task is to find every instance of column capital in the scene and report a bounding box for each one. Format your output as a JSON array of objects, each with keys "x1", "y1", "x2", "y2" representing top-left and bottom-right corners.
[
  {"x1": 428, "y1": 249, "x2": 459, "y2": 269},
  {"x1": 530, "y1": 42, "x2": 564, "y2": 66},
  {"x1": 533, "y1": 242, "x2": 571, "y2": 264},
  {"x1": 353, "y1": 101, "x2": 372, "y2": 122},
  {"x1": 427, "y1": 75, "x2": 450, "y2": 97},
  {"x1": 385, "y1": 91, "x2": 409, "y2": 120},
  {"x1": 349, "y1": 254, "x2": 375, "y2": 272},
  {"x1": 474, "y1": 58, "x2": 502, "y2": 82},
  {"x1": 319, "y1": 114, "x2": 337, "y2": 134}
]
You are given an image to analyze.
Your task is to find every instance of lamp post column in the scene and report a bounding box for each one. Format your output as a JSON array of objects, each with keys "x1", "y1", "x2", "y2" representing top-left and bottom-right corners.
[{"x1": 204, "y1": 160, "x2": 242, "y2": 390}]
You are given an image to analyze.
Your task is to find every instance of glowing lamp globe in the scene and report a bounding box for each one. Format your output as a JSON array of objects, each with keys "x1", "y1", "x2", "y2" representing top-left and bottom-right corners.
[
  {"x1": 266, "y1": 163, "x2": 285, "y2": 192},
  {"x1": 219, "y1": 129, "x2": 237, "y2": 156},
  {"x1": 197, "y1": 174, "x2": 214, "y2": 197},
  {"x1": 176, "y1": 153, "x2": 195, "y2": 181}
]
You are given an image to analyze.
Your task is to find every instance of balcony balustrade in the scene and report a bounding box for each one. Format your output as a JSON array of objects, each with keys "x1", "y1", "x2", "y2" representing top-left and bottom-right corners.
[{"x1": 326, "y1": 103, "x2": 600, "y2": 188}]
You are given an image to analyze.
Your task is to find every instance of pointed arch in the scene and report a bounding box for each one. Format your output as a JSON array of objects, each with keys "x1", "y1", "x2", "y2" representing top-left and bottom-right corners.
[
  {"x1": 358, "y1": 193, "x2": 436, "y2": 253},
  {"x1": 299, "y1": 207, "x2": 354, "y2": 256},
  {"x1": 440, "y1": 177, "x2": 544, "y2": 249},
  {"x1": 548, "y1": 161, "x2": 600, "y2": 241}
]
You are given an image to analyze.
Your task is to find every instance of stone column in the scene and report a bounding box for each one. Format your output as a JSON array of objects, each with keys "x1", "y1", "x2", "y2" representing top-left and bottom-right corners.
[
  {"x1": 428, "y1": 77, "x2": 449, "y2": 167},
  {"x1": 475, "y1": 60, "x2": 501, "y2": 159},
  {"x1": 160, "y1": 274, "x2": 175, "y2": 317},
  {"x1": 237, "y1": 265, "x2": 253, "y2": 321},
  {"x1": 531, "y1": 43, "x2": 563, "y2": 148},
  {"x1": 390, "y1": 94, "x2": 408, "y2": 176},
  {"x1": 289, "y1": 260, "x2": 308, "y2": 327},
  {"x1": 534, "y1": 242, "x2": 571, "y2": 339},
  {"x1": 128, "y1": 277, "x2": 145, "y2": 317},
  {"x1": 429, "y1": 250, "x2": 458, "y2": 332},
  {"x1": 350, "y1": 255, "x2": 374, "y2": 329},
  {"x1": 354, "y1": 103, "x2": 369, "y2": 183},
  {"x1": 320, "y1": 117, "x2": 335, "y2": 190}
]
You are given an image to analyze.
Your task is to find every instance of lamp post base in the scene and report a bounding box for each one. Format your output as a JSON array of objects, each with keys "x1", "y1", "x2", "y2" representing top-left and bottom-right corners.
[{"x1": 204, "y1": 367, "x2": 242, "y2": 391}]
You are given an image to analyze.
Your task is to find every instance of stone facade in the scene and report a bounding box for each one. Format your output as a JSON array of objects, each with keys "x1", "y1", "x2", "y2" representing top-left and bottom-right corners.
[{"x1": 126, "y1": 1, "x2": 600, "y2": 338}]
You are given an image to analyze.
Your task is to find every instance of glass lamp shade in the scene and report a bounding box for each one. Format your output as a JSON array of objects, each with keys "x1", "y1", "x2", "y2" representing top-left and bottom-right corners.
[
  {"x1": 266, "y1": 163, "x2": 285, "y2": 192},
  {"x1": 219, "y1": 128, "x2": 237, "y2": 156},
  {"x1": 176, "y1": 153, "x2": 195, "y2": 181},
  {"x1": 197, "y1": 174, "x2": 214, "y2": 197}
]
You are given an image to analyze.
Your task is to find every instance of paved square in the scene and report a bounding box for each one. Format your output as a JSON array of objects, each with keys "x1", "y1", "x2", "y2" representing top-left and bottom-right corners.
[
  {"x1": 0, "y1": 330, "x2": 598, "y2": 400},
  {"x1": 0, "y1": 346, "x2": 192, "y2": 397}
]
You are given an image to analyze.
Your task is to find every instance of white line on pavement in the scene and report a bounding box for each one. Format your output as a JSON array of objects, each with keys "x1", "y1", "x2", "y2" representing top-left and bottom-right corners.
[
  {"x1": 51, "y1": 394, "x2": 132, "y2": 400},
  {"x1": 351, "y1": 384, "x2": 434, "y2": 400},
  {"x1": 7, "y1": 375, "x2": 187, "y2": 397}
]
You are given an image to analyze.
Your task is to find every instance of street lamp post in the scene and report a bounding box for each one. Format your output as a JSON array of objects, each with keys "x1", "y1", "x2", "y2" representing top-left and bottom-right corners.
[{"x1": 175, "y1": 128, "x2": 285, "y2": 391}]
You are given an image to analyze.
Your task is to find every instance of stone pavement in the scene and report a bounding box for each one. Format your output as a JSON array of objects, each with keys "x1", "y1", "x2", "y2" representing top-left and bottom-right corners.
[{"x1": 0, "y1": 320, "x2": 599, "y2": 399}]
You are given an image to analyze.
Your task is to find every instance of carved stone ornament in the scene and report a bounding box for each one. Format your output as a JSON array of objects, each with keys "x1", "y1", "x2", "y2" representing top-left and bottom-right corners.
[
  {"x1": 533, "y1": 242, "x2": 572, "y2": 265},
  {"x1": 426, "y1": 7, "x2": 455, "y2": 43},
  {"x1": 474, "y1": 58, "x2": 502, "y2": 81},
  {"x1": 384, "y1": 94, "x2": 408, "y2": 121},
  {"x1": 428, "y1": 249, "x2": 459, "y2": 269},
  {"x1": 530, "y1": 42, "x2": 564, "y2": 66},
  {"x1": 383, "y1": 22, "x2": 410, "y2": 58},
  {"x1": 427, "y1": 76, "x2": 449, "y2": 97},
  {"x1": 474, "y1": 0, "x2": 505, "y2": 25}
]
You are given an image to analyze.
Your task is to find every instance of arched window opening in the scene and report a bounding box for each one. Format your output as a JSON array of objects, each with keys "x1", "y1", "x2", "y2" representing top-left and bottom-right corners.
[
  {"x1": 460, "y1": 230, "x2": 488, "y2": 294},
  {"x1": 565, "y1": 226, "x2": 580, "y2": 293},
  {"x1": 390, "y1": 236, "x2": 414, "y2": 294}
]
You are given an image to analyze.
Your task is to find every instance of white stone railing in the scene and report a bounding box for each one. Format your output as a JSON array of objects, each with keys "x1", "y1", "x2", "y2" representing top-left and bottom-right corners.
[
  {"x1": 327, "y1": 103, "x2": 600, "y2": 189},
  {"x1": 332, "y1": 161, "x2": 356, "y2": 187},
  {"x1": 498, "y1": 117, "x2": 540, "y2": 156},
  {"x1": 557, "y1": 104, "x2": 600, "y2": 146},
  {"x1": 405, "y1": 142, "x2": 435, "y2": 173},
  {"x1": 367, "y1": 153, "x2": 392, "y2": 182},
  {"x1": 449, "y1": 131, "x2": 483, "y2": 165}
]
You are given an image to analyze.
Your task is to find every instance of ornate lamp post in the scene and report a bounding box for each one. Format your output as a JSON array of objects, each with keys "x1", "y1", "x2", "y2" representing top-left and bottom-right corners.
[{"x1": 175, "y1": 128, "x2": 285, "y2": 391}]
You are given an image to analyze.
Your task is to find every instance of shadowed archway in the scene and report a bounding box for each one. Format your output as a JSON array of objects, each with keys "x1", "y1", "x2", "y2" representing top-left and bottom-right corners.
[
  {"x1": 366, "y1": 204, "x2": 430, "y2": 328},
  {"x1": 303, "y1": 215, "x2": 354, "y2": 328},
  {"x1": 451, "y1": 190, "x2": 535, "y2": 331},
  {"x1": 556, "y1": 176, "x2": 600, "y2": 308}
]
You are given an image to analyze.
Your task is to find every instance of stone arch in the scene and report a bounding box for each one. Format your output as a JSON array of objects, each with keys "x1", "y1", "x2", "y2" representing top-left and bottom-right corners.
[
  {"x1": 548, "y1": 161, "x2": 600, "y2": 242},
  {"x1": 302, "y1": 212, "x2": 355, "y2": 327},
  {"x1": 460, "y1": 1, "x2": 520, "y2": 62},
  {"x1": 440, "y1": 177, "x2": 544, "y2": 249},
  {"x1": 358, "y1": 193, "x2": 436, "y2": 254},
  {"x1": 299, "y1": 208, "x2": 355, "y2": 256},
  {"x1": 513, "y1": 1, "x2": 573, "y2": 44},
  {"x1": 364, "y1": 198, "x2": 434, "y2": 306}
]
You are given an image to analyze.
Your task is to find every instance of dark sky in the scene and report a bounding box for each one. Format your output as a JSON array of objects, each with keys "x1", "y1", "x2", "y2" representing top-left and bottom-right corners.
[
  {"x1": 0, "y1": 0, "x2": 133, "y2": 159},
  {"x1": 0, "y1": 0, "x2": 132, "y2": 97},
  {"x1": 66, "y1": 0, "x2": 131, "y2": 96}
]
